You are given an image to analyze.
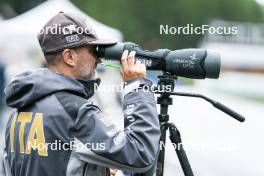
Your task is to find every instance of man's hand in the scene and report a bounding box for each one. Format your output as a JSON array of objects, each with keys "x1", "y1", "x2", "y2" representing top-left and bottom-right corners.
[{"x1": 120, "y1": 50, "x2": 146, "y2": 82}]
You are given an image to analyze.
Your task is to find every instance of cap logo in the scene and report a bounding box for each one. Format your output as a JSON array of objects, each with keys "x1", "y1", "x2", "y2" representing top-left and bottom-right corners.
[
  {"x1": 63, "y1": 24, "x2": 78, "y2": 34},
  {"x1": 65, "y1": 34, "x2": 80, "y2": 43}
]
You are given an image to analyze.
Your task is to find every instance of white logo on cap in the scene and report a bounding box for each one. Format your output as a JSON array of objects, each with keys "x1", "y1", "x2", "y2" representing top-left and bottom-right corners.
[{"x1": 63, "y1": 24, "x2": 77, "y2": 34}]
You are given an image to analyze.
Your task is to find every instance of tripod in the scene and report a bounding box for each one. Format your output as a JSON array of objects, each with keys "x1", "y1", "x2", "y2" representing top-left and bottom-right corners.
[
  {"x1": 154, "y1": 73, "x2": 245, "y2": 176},
  {"x1": 155, "y1": 74, "x2": 194, "y2": 176}
]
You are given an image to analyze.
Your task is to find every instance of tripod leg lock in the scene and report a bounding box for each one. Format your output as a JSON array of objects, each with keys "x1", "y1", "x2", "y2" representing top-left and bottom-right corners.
[
  {"x1": 158, "y1": 114, "x2": 169, "y2": 122},
  {"x1": 168, "y1": 123, "x2": 182, "y2": 144}
]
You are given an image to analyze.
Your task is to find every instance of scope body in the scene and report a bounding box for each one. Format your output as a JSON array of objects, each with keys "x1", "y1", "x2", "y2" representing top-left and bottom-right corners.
[{"x1": 97, "y1": 42, "x2": 221, "y2": 79}]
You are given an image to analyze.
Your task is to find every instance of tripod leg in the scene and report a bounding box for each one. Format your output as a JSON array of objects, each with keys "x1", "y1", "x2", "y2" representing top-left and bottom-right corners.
[
  {"x1": 169, "y1": 124, "x2": 194, "y2": 176},
  {"x1": 156, "y1": 124, "x2": 167, "y2": 176}
]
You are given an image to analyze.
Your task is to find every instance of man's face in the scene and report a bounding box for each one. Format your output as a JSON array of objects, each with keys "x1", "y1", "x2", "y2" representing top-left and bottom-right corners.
[{"x1": 74, "y1": 46, "x2": 101, "y2": 80}]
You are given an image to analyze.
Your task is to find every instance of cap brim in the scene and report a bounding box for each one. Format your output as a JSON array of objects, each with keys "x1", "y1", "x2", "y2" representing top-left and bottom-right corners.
[{"x1": 88, "y1": 38, "x2": 118, "y2": 45}]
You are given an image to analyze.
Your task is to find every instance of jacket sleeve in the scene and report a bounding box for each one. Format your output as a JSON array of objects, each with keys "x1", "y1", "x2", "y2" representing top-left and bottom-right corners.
[{"x1": 72, "y1": 78, "x2": 161, "y2": 173}]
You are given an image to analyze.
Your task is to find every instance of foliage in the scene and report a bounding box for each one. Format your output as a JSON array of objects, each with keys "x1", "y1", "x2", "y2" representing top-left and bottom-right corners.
[{"x1": 1, "y1": 0, "x2": 263, "y2": 49}]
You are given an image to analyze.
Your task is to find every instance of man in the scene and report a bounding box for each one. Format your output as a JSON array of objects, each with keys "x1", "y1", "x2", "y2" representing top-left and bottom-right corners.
[{"x1": 2, "y1": 12, "x2": 160, "y2": 176}]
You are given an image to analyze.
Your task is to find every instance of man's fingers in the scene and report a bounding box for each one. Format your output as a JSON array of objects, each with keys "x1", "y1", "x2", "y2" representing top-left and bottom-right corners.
[
  {"x1": 121, "y1": 50, "x2": 129, "y2": 71},
  {"x1": 127, "y1": 51, "x2": 136, "y2": 67},
  {"x1": 121, "y1": 50, "x2": 146, "y2": 81}
]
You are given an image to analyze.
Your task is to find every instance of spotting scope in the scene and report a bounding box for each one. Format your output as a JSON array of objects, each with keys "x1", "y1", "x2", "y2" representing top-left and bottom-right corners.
[{"x1": 97, "y1": 42, "x2": 221, "y2": 79}]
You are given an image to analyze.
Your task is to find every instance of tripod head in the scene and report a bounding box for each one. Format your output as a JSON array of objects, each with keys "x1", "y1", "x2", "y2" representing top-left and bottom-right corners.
[{"x1": 156, "y1": 74, "x2": 176, "y2": 123}]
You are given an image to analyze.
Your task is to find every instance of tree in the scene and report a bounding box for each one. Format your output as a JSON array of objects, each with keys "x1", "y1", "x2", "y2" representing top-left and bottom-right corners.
[{"x1": 1, "y1": 0, "x2": 263, "y2": 49}]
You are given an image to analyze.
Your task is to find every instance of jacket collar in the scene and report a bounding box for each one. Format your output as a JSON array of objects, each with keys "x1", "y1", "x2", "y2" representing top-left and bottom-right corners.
[{"x1": 77, "y1": 78, "x2": 101, "y2": 99}]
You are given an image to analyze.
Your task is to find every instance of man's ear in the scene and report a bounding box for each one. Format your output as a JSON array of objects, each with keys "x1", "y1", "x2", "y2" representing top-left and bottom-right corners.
[{"x1": 62, "y1": 49, "x2": 77, "y2": 67}]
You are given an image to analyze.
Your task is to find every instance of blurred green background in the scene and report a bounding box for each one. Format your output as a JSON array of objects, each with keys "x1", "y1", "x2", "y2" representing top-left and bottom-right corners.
[{"x1": 1, "y1": 0, "x2": 263, "y2": 49}]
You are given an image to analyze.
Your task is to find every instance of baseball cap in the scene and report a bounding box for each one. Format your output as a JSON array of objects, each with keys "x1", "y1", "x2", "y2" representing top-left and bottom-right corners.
[{"x1": 38, "y1": 12, "x2": 117, "y2": 55}]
